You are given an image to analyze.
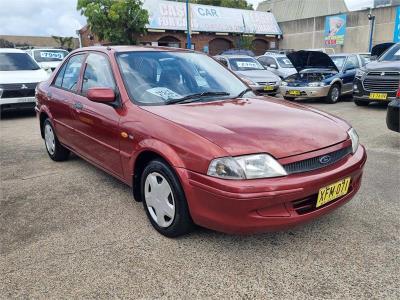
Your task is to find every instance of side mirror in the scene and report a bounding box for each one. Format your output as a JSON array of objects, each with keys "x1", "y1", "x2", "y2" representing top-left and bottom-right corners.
[
  {"x1": 87, "y1": 87, "x2": 115, "y2": 103},
  {"x1": 270, "y1": 64, "x2": 278, "y2": 69},
  {"x1": 370, "y1": 55, "x2": 377, "y2": 61}
]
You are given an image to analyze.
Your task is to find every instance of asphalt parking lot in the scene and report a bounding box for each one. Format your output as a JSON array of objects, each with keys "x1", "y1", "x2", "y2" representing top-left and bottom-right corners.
[{"x1": 0, "y1": 99, "x2": 399, "y2": 299}]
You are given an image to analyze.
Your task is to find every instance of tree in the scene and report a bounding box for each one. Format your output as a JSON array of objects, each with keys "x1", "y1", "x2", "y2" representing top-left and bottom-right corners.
[
  {"x1": 52, "y1": 36, "x2": 74, "y2": 49},
  {"x1": 0, "y1": 38, "x2": 15, "y2": 48},
  {"x1": 77, "y1": 0, "x2": 149, "y2": 45},
  {"x1": 178, "y1": 0, "x2": 253, "y2": 10}
]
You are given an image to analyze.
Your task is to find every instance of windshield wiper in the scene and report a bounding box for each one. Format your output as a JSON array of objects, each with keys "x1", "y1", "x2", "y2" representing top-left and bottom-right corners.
[
  {"x1": 165, "y1": 91, "x2": 230, "y2": 105},
  {"x1": 236, "y1": 88, "x2": 252, "y2": 98}
]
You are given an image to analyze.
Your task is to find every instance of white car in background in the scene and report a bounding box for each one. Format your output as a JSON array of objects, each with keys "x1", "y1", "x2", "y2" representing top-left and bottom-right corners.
[
  {"x1": 27, "y1": 48, "x2": 68, "y2": 74},
  {"x1": 257, "y1": 54, "x2": 297, "y2": 79},
  {"x1": 0, "y1": 48, "x2": 49, "y2": 112}
]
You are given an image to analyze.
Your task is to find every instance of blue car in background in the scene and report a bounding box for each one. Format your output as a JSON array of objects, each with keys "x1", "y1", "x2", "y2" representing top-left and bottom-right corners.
[{"x1": 280, "y1": 51, "x2": 367, "y2": 103}]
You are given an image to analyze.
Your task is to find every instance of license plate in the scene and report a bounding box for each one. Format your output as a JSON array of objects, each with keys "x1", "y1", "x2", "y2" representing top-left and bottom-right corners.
[
  {"x1": 264, "y1": 85, "x2": 274, "y2": 91},
  {"x1": 316, "y1": 177, "x2": 351, "y2": 208},
  {"x1": 289, "y1": 90, "x2": 300, "y2": 96},
  {"x1": 369, "y1": 93, "x2": 387, "y2": 100}
]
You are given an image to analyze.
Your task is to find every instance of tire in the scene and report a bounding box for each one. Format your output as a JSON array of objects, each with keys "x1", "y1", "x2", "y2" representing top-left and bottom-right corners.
[
  {"x1": 283, "y1": 96, "x2": 293, "y2": 100},
  {"x1": 268, "y1": 93, "x2": 277, "y2": 97},
  {"x1": 354, "y1": 99, "x2": 369, "y2": 106},
  {"x1": 325, "y1": 84, "x2": 341, "y2": 104},
  {"x1": 43, "y1": 119, "x2": 70, "y2": 161},
  {"x1": 141, "y1": 159, "x2": 194, "y2": 237}
]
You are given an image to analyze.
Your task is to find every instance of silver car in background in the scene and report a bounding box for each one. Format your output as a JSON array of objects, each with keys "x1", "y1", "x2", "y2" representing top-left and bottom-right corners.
[
  {"x1": 214, "y1": 55, "x2": 281, "y2": 95},
  {"x1": 257, "y1": 54, "x2": 297, "y2": 79}
]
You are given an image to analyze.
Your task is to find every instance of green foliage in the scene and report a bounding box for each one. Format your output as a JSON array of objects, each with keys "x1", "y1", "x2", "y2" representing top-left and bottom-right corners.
[
  {"x1": 0, "y1": 38, "x2": 15, "y2": 48},
  {"x1": 235, "y1": 35, "x2": 254, "y2": 50},
  {"x1": 77, "y1": 0, "x2": 149, "y2": 45},
  {"x1": 52, "y1": 36, "x2": 74, "y2": 49},
  {"x1": 178, "y1": 0, "x2": 253, "y2": 10}
]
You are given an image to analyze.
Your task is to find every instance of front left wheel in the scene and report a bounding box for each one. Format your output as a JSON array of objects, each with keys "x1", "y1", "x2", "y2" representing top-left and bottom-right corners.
[
  {"x1": 325, "y1": 84, "x2": 341, "y2": 104},
  {"x1": 141, "y1": 159, "x2": 194, "y2": 237}
]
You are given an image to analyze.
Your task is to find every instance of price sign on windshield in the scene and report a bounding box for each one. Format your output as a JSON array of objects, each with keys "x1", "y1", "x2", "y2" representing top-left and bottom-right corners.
[{"x1": 40, "y1": 52, "x2": 64, "y2": 59}]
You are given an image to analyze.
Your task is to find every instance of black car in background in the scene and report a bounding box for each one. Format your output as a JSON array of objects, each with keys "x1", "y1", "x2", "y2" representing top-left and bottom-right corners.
[{"x1": 353, "y1": 43, "x2": 400, "y2": 106}]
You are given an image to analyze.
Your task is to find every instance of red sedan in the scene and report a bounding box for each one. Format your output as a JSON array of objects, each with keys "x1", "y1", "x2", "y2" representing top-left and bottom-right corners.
[{"x1": 35, "y1": 46, "x2": 367, "y2": 237}]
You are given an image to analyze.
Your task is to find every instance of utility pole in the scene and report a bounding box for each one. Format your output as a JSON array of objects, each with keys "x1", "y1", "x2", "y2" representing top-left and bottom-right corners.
[
  {"x1": 368, "y1": 8, "x2": 375, "y2": 52},
  {"x1": 186, "y1": 0, "x2": 191, "y2": 49}
]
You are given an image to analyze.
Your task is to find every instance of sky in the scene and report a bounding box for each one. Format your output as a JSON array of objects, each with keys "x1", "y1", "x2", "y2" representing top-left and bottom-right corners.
[{"x1": 0, "y1": 0, "x2": 374, "y2": 38}]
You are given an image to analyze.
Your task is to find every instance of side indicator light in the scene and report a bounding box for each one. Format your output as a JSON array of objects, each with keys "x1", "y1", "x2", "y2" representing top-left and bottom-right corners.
[{"x1": 121, "y1": 132, "x2": 129, "y2": 138}]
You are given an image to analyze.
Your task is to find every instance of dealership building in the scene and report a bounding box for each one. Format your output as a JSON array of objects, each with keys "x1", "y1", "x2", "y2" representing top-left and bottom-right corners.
[{"x1": 78, "y1": 0, "x2": 282, "y2": 55}]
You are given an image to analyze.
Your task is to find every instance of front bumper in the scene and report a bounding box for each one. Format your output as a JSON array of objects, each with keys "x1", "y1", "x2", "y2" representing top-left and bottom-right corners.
[
  {"x1": 280, "y1": 85, "x2": 331, "y2": 98},
  {"x1": 386, "y1": 99, "x2": 400, "y2": 132},
  {"x1": 353, "y1": 78, "x2": 396, "y2": 102},
  {"x1": 176, "y1": 145, "x2": 367, "y2": 234},
  {"x1": 250, "y1": 84, "x2": 280, "y2": 95},
  {"x1": 0, "y1": 97, "x2": 36, "y2": 111}
]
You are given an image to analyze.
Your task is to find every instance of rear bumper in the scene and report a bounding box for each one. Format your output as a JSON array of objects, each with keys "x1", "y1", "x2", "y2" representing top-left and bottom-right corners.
[
  {"x1": 386, "y1": 99, "x2": 400, "y2": 132},
  {"x1": 176, "y1": 145, "x2": 367, "y2": 234},
  {"x1": 280, "y1": 85, "x2": 331, "y2": 98}
]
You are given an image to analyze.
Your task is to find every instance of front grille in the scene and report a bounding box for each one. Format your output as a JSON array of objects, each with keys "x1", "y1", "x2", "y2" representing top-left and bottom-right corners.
[
  {"x1": 0, "y1": 82, "x2": 37, "y2": 99},
  {"x1": 2, "y1": 89, "x2": 35, "y2": 98},
  {"x1": 283, "y1": 146, "x2": 352, "y2": 175},
  {"x1": 363, "y1": 71, "x2": 400, "y2": 92}
]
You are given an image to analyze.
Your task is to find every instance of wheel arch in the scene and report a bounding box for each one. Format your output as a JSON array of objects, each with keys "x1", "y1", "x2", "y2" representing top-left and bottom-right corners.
[{"x1": 131, "y1": 142, "x2": 185, "y2": 202}]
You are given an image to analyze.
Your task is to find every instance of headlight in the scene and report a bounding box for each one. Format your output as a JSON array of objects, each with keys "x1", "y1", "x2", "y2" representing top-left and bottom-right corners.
[
  {"x1": 355, "y1": 69, "x2": 366, "y2": 78},
  {"x1": 281, "y1": 81, "x2": 288, "y2": 86},
  {"x1": 0, "y1": 88, "x2": 3, "y2": 98},
  {"x1": 207, "y1": 154, "x2": 287, "y2": 180},
  {"x1": 308, "y1": 82, "x2": 326, "y2": 87},
  {"x1": 348, "y1": 128, "x2": 359, "y2": 154},
  {"x1": 240, "y1": 77, "x2": 255, "y2": 85}
]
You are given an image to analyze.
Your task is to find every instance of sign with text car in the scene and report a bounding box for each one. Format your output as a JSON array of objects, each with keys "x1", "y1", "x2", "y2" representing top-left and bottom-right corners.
[
  {"x1": 142, "y1": 0, "x2": 282, "y2": 35},
  {"x1": 324, "y1": 14, "x2": 347, "y2": 45}
]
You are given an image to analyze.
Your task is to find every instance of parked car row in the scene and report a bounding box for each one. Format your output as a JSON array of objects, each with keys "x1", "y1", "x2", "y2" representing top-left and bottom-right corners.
[{"x1": 0, "y1": 48, "x2": 68, "y2": 113}]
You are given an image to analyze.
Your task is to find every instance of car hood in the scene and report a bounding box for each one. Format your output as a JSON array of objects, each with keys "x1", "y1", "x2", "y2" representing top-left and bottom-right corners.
[
  {"x1": 365, "y1": 60, "x2": 400, "y2": 71},
  {"x1": 0, "y1": 69, "x2": 49, "y2": 84},
  {"x1": 142, "y1": 97, "x2": 349, "y2": 159},
  {"x1": 235, "y1": 70, "x2": 280, "y2": 82},
  {"x1": 287, "y1": 51, "x2": 339, "y2": 73}
]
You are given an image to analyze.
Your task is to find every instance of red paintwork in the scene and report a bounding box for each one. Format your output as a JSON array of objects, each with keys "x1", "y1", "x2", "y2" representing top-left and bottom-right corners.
[{"x1": 36, "y1": 46, "x2": 367, "y2": 234}]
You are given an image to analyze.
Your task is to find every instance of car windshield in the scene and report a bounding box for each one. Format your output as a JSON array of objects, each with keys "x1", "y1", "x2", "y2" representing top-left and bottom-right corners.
[
  {"x1": 276, "y1": 57, "x2": 294, "y2": 68},
  {"x1": 0, "y1": 53, "x2": 40, "y2": 71},
  {"x1": 228, "y1": 57, "x2": 264, "y2": 71},
  {"x1": 330, "y1": 56, "x2": 346, "y2": 70},
  {"x1": 33, "y1": 50, "x2": 68, "y2": 62},
  {"x1": 116, "y1": 51, "x2": 248, "y2": 105},
  {"x1": 379, "y1": 43, "x2": 400, "y2": 61}
]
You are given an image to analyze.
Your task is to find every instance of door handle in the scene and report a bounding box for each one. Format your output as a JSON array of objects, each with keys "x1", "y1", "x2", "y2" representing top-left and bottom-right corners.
[{"x1": 73, "y1": 102, "x2": 83, "y2": 110}]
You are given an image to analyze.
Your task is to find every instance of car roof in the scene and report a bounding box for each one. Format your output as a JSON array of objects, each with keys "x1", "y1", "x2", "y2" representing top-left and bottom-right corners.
[
  {"x1": 215, "y1": 54, "x2": 255, "y2": 59},
  {"x1": 31, "y1": 48, "x2": 69, "y2": 51},
  {"x1": 260, "y1": 53, "x2": 287, "y2": 58},
  {"x1": 0, "y1": 48, "x2": 26, "y2": 53},
  {"x1": 72, "y1": 45, "x2": 194, "y2": 54},
  {"x1": 329, "y1": 53, "x2": 355, "y2": 57}
]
